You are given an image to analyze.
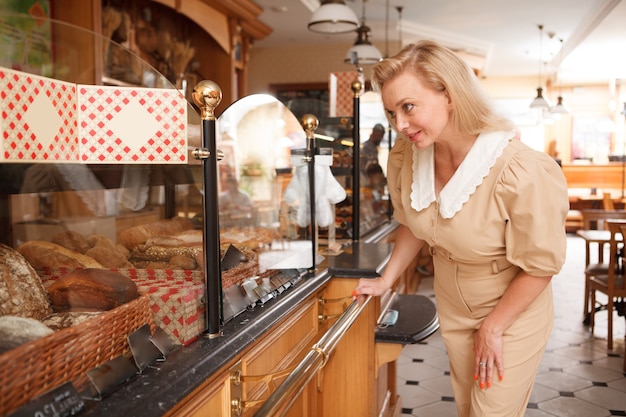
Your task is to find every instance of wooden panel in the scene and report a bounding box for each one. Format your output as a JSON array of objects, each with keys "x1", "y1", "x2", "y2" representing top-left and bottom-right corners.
[
  {"x1": 319, "y1": 278, "x2": 379, "y2": 417},
  {"x1": 167, "y1": 371, "x2": 231, "y2": 417},
  {"x1": 241, "y1": 297, "x2": 319, "y2": 404},
  {"x1": 562, "y1": 164, "x2": 625, "y2": 190}
]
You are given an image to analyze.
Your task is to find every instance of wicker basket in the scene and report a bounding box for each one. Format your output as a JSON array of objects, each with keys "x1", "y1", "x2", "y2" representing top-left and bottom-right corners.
[{"x1": 0, "y1": 294, "x2": 153, "y2": 416}]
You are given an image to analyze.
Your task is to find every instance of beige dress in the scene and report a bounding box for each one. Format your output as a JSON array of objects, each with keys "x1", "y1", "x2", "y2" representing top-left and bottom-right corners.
[{"x1": 388, "y1": 131, "x2": 568, "y2": 417}]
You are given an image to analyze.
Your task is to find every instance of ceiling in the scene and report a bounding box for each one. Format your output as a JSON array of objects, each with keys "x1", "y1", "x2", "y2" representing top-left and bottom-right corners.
[{"x1": 252, "y1": 0, "x2": 626, "y2": 86}]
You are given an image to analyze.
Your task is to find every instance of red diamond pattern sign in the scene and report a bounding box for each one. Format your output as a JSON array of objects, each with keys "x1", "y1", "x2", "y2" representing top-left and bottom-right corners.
[
  {"x1": 1, "y1": 67, "x2": 78, "y2": 162},
  {"x1": 329, "y1": 70, "x2": 360, "y2": 117},
  {"x1": 77, "y1": 84, "x2": 188, "y2": 163},
  {"x1": 0, "y1": 66, "x2": 189, "y2": 164}
]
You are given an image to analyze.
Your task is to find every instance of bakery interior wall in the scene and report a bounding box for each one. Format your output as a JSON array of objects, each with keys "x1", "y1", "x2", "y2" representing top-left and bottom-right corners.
[{"x1": 247, "y1": 41, "x2": 622, "y2": 166}]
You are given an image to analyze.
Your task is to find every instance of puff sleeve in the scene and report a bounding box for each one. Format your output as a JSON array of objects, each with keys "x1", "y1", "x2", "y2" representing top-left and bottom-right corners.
[
  {"x1": 495, "y1": 147, "x2": 568, "y2": 276},
  {"x1": 387, "y1": 136, "x2": 410, "y2": 225}
]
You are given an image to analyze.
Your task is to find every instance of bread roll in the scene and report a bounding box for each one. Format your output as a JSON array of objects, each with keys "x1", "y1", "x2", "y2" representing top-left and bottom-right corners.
[
  {"x1": 118, "y1": 217, "x2": 194, "y2": 249},
  {"x1": 47, "y1": 269, "x2": 138, "y2": 311},
  {"x1": 51, "y1": 230, "x2": 91, "y2": 254},
  {"x1": 0, "y1": 316, "x2": 54, "y2": 354},
  {"x1": 87, "y1": 234, "x2": 117, "y2": 251},
  {"x1": 85, "y1": 246, "x2": 133, "y2": 269},
  {"x1": 41, "y1": 311, "x2": 102, "y2": 331},
  {"x1": 173, "y1": 229, "x2": 203, "y2": 244},
  {"x1": 168, "y1": 255, "x2": 197, "y2": 270},
  {"x1": 17, "y1": 241, "x2": 103, "y2": 269},
  {"x1": 0, "y1": 243, "x2": 52, "y2": 319}
]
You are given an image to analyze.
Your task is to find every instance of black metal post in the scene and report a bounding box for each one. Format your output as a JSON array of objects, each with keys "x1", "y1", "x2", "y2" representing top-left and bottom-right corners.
[
  {"x1": 387, "y1": 124, "x2": 393, "y2": 219},
  {"x1": 301, "y1": 114, "x2": 319, "y2": 272},
  {"x1": 351, "y1": 79, "x2": 362, "y2": 241},
  {"x1": 192, "y1": 81, "x2": 222, "y2": 338}
]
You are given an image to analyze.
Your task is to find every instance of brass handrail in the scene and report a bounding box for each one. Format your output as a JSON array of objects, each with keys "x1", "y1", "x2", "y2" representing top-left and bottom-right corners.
[{"x1": 254, "y1": 295, "x2": 372, "y2": 417}]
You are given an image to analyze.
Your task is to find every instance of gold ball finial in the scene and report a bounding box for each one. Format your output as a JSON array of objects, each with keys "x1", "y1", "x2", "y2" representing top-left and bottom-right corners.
[
  {"x1": 351, "y1": 79, "x2": 363, "y2": 96},
  {"x1": 192, "y1": 80, "x2": 222, "y2": 120},
  {"x1": 301, "y1": 114, "x2": 319, "y2": 137}
]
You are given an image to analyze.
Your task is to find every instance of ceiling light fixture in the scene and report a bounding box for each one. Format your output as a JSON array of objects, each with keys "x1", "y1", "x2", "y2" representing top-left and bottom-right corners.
[
  {"x1": 308, "y1": 0, "x2": 359, "y2": 34},
  {"x1": 344, "y1": 0, "x2": 382, "y2": 66},
  {"x1": 551, "y1": 37, "x2": 569, "y2": 115},
  {"x1": 530, "y1": 24, "x2": 551, "y2": 110}
]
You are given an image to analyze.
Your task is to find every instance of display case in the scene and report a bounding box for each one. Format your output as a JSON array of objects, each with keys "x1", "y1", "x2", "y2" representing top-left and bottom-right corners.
[
  {"x1": 0, "y1": 13, "x2": 320, "y2": 414},
  {"x1": 0, "y1": 12, "x2": 404, "y2": 417}
]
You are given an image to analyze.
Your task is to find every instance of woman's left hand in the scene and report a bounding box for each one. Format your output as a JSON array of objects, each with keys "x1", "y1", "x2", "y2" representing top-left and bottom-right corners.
[{"x1": 473, "y1": 324, "x2": 504, "y2": 389}]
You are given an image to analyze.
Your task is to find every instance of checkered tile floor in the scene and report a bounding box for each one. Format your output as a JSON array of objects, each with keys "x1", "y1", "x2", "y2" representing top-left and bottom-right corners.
[{"x1": 398, "y1": 235, "x2": 626, "y2": 416}]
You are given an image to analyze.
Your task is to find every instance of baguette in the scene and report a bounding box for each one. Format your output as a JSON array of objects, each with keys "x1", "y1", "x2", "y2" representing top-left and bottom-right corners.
[
  {"x1": 17, "y1": 241, "x2": 103, "y2": 270},
  {"x1": 118, "y1": 217, "x2": 194, "y2": 249}
]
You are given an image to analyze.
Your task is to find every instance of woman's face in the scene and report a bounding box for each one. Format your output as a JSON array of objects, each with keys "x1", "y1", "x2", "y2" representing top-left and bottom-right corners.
[{"x1": 381, "y1": 70, "x2": 451, "y2": 149}]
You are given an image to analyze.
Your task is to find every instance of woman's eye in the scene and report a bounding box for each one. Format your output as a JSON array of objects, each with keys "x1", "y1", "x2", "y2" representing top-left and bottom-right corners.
[
  {"x1": 386, "y1": 110, "x2": 396, "y2": 119},
  {"x1": 402, "y1": 103, "x2": 414, "y2": 113}
]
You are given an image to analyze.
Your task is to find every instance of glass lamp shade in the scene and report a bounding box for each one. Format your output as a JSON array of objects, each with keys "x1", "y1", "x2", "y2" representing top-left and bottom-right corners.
[
  {"x1": 530, "y1": 87, "x2": 551, "y2": 109},
  {"x1": 308, "y1": 1, "x2": 359, "y2": 34},
  {"x1": 550, "y1": 96, "x2": 569, "y2": 114},
  {"x1": 344, "y1": 25, "x2": 382, "y2": 65}
]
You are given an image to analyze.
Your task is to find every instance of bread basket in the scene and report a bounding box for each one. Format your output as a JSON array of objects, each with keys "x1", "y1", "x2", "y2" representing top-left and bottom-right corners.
[{"x1": 0, "y1": 294, "x2": 153, "y2": 416}]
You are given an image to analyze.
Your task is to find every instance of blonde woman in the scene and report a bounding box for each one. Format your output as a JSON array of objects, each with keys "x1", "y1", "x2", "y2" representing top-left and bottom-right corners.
[{"x1": 353, "y1": 41, "x2": 568, "y2": 416}]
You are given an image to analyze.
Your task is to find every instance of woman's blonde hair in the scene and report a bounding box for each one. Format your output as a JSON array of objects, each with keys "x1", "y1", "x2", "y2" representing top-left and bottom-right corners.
[{"x1": 371, "y1": 40, "x2": 513, "y2": 135}]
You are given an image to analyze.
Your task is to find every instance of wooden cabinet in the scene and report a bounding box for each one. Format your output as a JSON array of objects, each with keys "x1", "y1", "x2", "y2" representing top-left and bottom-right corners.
[
  {"x1": 51, "y1": 0, "x2": 271, "y2": 104},
  {"x1": 172, "y1": 370, "x2": 233, "y2": 417},
  {"x1": 169, "y1": 294, "x2": 321, "y2": 417},
  {"x1": 168, "y1": 273, "x2": 403, "y2": 417},
  {"x1": 240, "y1": 296, "x2": 320, "y2": 416},
  {"x1": 317, "y1": 277, "x2": 381, "y2": 416}
]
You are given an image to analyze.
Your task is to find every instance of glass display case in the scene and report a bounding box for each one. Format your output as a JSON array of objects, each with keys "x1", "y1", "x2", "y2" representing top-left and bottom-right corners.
[{"x1": 0, "y1": 12, "x2": 394, "y2": 416}]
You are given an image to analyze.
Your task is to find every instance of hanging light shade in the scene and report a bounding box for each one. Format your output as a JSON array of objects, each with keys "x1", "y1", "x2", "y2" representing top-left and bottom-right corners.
[
  {"x1": 530, "y1": 24, "x2": 551, "y2": 110},
  {"x1": 550, "y1": 38, "x2": 569, "y2": 115},
  {"x1": 530, "y1": 87, "x2": 551, "y2": 109},
  {"x1": 551, "y1": 95, "x2": 569, "y2": 114},
  {"x1": 344, "y1": 24, "x2": 382, "y2": 65},
  {"x1": 308, "y1": 0, "x2": 359, "y2": 34}
]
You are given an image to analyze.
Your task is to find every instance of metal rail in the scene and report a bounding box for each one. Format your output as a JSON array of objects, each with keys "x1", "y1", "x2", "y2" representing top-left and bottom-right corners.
[{"x1": 254, "y1": 295, "x2": 373, "y2": 416}]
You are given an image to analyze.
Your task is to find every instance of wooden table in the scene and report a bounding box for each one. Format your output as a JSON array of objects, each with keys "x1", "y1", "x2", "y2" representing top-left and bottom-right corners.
[{"x1": 576, "y1": 229, "x2": 612, "y2": 266}]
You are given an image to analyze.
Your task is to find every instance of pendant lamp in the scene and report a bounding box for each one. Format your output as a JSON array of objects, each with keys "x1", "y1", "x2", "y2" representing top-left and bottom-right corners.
[
  {"x1": 530, "y1": 24, "x2": 551, "y2": 110},
  {"x1": 344, "y1": 1, "x2": 382, "y2": 65},
  {"x1": 308, "y1": 0, "x2": 359, "y2": 34},
  {"x1": 551, "y1": 38, "x2": 569, "y2": 114},
  {"x1": 551, "y1": 95, "x2": 569, "y2": 114}
]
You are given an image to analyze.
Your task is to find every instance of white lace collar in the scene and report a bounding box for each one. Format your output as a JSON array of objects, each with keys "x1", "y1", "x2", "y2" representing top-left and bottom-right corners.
[{"x1": 410, "y1": 130, "x2": 513, "y2": 219}]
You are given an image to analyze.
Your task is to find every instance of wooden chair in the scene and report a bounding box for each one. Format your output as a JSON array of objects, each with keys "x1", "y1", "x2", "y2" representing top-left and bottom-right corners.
[
  {"x1": 619, "y1": 226, "x2": 626, "y2": 372},
  {"x1": 588, "y1": 220, "x2": 626, "y2": 352},
  {"x1": 580, "y1": 210, "x2": 626, "y2": 321},
  {"x1": 602, "y1": 192, "x2": 615, "y2": 210}
]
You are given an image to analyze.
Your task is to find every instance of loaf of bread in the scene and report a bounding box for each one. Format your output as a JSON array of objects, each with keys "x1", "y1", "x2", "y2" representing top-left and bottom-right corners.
[
  {"x1": 129, "y1": 242, "x2": 203, "y2": 263},
  {"x1": 51, "y1": 230, "x2": 91, "y2": 254},
  {"x1": 85, "y1": 246, "x2": 133, "y2": 269},
  {"x1": 0, "y1": 316, "x2": 54, "y2": 354},
  {"x1": 86, "y1": 234, "x2": 117, "y2": 251},
  {"x1": 0, "y1": 243, "x2": 52, "y2": 320},
  {"x1": 41, "y1": 311, "x2": 102, "y2": 331},
  {"x1": 17, "y1": 241, "x2": 103, "y2": 270},
  {"x1": 47, "y1": 268, "x2": 138, "y2": 311},
  {"x1": 118, "y1": 217, "x2": 194, "y2": 249}
]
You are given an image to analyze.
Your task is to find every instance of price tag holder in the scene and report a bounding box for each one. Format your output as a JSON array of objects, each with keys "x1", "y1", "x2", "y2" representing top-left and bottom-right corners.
[{"x1": 8, "y1": 382, "x2": 84, "y2": 417}]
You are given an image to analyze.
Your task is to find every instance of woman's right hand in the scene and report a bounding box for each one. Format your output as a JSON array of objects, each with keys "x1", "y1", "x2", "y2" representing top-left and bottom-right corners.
[{"x1": 353, "y1": 276, "x2": 392, "y2": 299}]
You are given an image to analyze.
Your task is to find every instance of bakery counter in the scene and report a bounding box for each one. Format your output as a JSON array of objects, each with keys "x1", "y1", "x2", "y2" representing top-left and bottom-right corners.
[
  {"x1": 77, "y1": 266, "x2": 331, "y2": 417},
  {"x1": 77, "y1": 221, "x2": 399, "y2": 417}
]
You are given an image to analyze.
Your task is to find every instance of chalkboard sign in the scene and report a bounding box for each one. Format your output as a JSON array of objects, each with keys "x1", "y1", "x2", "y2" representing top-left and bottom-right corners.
[{"x1": 8, "y1": 382, "x2": 84, "y2": 417}]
